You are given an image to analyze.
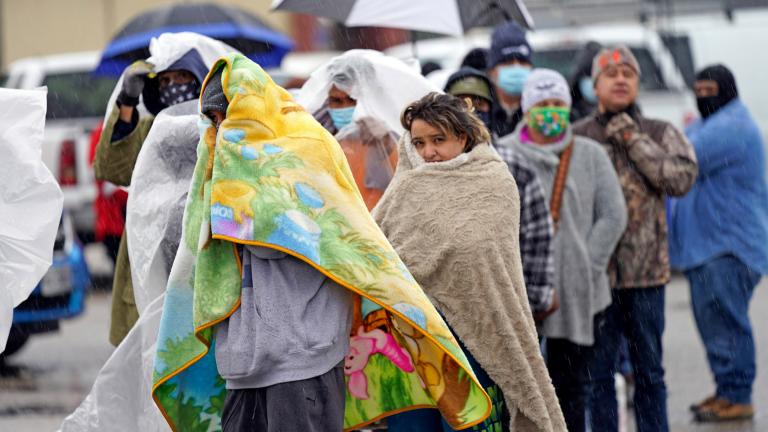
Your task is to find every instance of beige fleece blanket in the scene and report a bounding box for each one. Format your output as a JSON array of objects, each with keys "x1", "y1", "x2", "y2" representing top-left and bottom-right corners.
[{"x1": 372, "y1": 136, "x2": 566, "y2": 432}]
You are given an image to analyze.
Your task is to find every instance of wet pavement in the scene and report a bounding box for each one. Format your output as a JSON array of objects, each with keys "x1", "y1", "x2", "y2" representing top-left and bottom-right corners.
[{"x1": 0, "y1": 276, "x2": 766, "y2": 431}]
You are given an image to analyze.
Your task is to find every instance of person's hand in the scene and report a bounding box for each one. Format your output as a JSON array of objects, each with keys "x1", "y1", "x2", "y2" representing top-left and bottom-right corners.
[
  {"x1": 606, "y1": 112, "x2": 640, "y2": 145},
  {"x1": 118, "y1": 60, "x2": 154, "y2": 106},
  {"x1": 534, "y1": 290, "x2": 560, "y2": 322}
]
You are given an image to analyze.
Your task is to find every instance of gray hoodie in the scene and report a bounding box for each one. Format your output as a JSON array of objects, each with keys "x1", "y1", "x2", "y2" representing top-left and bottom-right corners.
[
  {"x1": 215, "y1": 246, "x2": 353, "y2": 389},
  {"x1": 498, "y1": 125, "x2": 627, "y2": 345}
]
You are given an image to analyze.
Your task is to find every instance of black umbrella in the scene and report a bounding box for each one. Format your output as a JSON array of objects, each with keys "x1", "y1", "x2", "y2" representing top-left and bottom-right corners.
[
  {"x1": 95, "y1": 3, "x2": 293, "y2": 75},
  {"x1": 271, "y1": 0, "x2": 534, "y2": 35}
]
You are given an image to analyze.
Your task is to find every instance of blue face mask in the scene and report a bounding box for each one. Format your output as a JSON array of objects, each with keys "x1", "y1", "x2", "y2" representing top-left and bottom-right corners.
[
  {"x1": 328, "y1": 106, "x2": 355, "y2": 130},
  {"x1": 496, "y1": 65, "x2": 531, "y2": 96},
  {"x1": 579, "y1": 77, "x2": 597, "y2": 104}
]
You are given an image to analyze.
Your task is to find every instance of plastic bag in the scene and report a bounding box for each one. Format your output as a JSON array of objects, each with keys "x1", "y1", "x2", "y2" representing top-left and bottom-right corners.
[
  {"x1": 126, "y1": 100, "x2": 198, "y2": 313},
  {"x1": 335, "y1": 118, "x2": 399, "y2": 210},
  {"x1": 0, "y1": 87, "x2": 63, "y2": 353},
  {"x1": 58, "y1": 294, "x2": 169, "y2": 432}
]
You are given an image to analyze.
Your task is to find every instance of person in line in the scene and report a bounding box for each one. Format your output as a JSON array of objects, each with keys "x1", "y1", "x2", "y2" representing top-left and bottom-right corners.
[
  {"x1": 461, "y1": 47, "x2": 489, "y2": 71},
  {"x1": 670, "y1": 64, "x2": 768, "y2": 423},
  {"x1": 200, "y1": 66, "x2": 353, "y2": 431},
  {"x1": 376, "y1": 92, "x2": 566, "y2": 432},
  {"x1": 299, "y1": 49, "x2": 437, "y2": 210},
  {"x1": 445, "y1": 67, "x2": 557, "y2": 321},
  {"x1": 573, "y1": 45, "x2": 698, "y2": 432},
  {"x1": 498, "y1": 69, "x2": 627, "y2": 431},
  {"x1": 487, "y1": 21, "x2": 534, "y2": 138},
  {"x1": 567, "y1": 41, "x2": 603, "y2": 122},
  {"x1": 151, "y1": 54, "x2": 494, "y2": 432},
  {"x1": 93, "y1": 34, "x2": 221, "y2": 346}
]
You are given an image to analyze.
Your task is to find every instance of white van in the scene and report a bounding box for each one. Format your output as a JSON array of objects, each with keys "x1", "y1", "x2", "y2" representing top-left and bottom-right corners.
[
  {"x1": 2, "y1": 52, "x2": 118, "y2": 238},
  {"x1": 385, "y1": 24, "x2": 697, "y2": 130}
]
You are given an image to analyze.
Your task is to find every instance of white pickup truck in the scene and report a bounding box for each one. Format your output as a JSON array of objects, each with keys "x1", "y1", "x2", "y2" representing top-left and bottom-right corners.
[
  {"x1": 386, "y1": 24, "x2": 698, "y2": 131},
  {"x1": 2, "y1": 51, "x2": 118, "y2": 239}
]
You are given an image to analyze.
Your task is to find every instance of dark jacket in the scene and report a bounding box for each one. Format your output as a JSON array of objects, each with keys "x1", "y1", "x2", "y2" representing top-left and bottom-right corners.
[
  {"x1": 573, "y1": 105, "x2": 698, "y2": 288},
  {"x1": 492, "y1": 106, "x2": 523, "y2": 139},
  {"x1": 567, "y1": 42, "x2": 602, "y2": 123}
]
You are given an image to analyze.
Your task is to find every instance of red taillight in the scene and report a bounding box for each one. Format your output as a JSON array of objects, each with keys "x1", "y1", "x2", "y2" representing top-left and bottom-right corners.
[{"x1": 59, "y1": 139, "x2": 77, "y2": 186}]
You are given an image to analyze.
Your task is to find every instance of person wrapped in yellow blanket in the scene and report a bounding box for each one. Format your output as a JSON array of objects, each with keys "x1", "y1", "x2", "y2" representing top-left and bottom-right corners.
[{"x1": 150, "y1": 53, "x2": 492, "y2": 431}]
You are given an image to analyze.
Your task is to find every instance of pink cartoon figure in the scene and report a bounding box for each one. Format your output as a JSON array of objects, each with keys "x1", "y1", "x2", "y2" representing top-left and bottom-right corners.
[{"x1": 344, "y1": 326, "x2": 415, "y2": 400}]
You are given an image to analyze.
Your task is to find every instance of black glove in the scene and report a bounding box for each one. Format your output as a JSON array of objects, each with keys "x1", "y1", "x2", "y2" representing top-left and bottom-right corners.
[{"x1": 117, "y1": 60, "x2": 154, "y2": 107}]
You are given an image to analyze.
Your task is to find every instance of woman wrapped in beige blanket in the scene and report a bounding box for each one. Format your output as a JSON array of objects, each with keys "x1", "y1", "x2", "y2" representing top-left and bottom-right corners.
[{"x1": 374, "y1": 92, "x2": 566, "y2": 432}]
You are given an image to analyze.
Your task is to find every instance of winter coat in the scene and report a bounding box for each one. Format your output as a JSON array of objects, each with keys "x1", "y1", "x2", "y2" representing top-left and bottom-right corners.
[
  {"x1": 573, "y1": 105, "x2": 698, "y2": 288},
  {"x1": 670, "y1": 99, "x2": 768, "y2": 274},
  {"x1": 493, "y1": 105, "x2": 524, "y2": 138},
  {"x1": 498, "y1": 126, "x2": 627, "y2": 345}
]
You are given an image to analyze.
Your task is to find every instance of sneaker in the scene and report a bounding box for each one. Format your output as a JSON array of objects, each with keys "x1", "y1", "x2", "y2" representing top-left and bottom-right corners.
[
  {"x1": 695, "y1": 399, "x2": 754, "y2": 422},
  {"x1": 689, "y1": 395, "x2": 717, "y2": 413}
]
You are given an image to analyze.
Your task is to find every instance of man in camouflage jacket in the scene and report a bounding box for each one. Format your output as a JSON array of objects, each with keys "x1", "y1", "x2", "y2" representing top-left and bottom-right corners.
[{"x1": 573, "y1": 45, "x2": 697, "y2": 432}]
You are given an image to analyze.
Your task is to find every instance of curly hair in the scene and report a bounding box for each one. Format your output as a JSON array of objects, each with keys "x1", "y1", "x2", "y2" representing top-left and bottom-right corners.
[{"x1": 401, "y1": 92, "x2": 491, "y2": 152}]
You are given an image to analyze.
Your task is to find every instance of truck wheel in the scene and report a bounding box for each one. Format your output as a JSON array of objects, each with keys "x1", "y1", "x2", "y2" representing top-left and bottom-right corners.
[{"x1": 1, "y1": 326, "x2": 29, "y2": 358}]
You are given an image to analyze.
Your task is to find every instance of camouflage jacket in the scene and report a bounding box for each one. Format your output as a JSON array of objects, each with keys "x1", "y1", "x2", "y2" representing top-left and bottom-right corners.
[{"x1": 573, "y1": 106, "x2": 698, "y2": 288}]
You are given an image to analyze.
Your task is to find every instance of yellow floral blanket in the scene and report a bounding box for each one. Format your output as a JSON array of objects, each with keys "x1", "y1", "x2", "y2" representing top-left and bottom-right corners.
[{"x1": 150, "y1": 53, "x2": 491, "y2": 431}]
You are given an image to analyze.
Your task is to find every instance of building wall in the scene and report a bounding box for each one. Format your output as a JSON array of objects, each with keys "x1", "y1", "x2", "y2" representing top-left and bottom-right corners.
[{"x1": 0, "y1": 0, "x2": 290, "y2": 67}]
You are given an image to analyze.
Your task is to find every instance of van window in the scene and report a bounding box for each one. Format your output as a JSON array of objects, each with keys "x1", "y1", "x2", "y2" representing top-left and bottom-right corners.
[
  {"x1": 532, "y1": 47, "x2": 666, "y2": 91},
  {"x1": 43, "y1": 72, "x2": 117, "y2": 120}
]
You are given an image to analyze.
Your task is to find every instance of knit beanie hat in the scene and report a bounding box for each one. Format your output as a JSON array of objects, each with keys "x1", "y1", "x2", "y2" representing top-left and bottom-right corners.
[
  {"x1": 461, "y1": 48, "x2": 489, "y2": 71},
  {"x1": 489, "y1": 21, "x2": 532, "y2": 69},
  {"x1": 592, "y1": 45, "x2": 641, "y2": 82},
  {"x1": 201, "y1": 65, "x2": 228, "y2": 117},
  {"x1": 521, "y1": 69, "x2": 572, "y2": 113}
]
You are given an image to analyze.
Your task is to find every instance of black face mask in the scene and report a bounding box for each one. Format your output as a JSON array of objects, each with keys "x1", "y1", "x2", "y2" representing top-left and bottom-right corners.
[
  {"x1": 476, "y1": 111, "x2": 492, "y2": 131},
  {"x1": 696, "y1": 96, "x2": 729, "y2": 120},
  {"x1": 695, "y1": 64, "x2": 738, "y2": 120}
]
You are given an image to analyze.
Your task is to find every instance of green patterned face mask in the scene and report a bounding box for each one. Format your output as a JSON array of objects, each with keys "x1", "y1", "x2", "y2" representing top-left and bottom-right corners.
[{"x1": 527, "y1": 106, "x2": 570, "y2": 137}]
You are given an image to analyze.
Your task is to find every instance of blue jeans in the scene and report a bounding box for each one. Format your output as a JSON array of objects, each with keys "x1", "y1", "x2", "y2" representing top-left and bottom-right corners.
[
  {"x1": 588, "y1": 286, "x2": 668, "y2": 432},
  {"x1": 686, "y1": 255, "x2": 760, "y2": 405}
]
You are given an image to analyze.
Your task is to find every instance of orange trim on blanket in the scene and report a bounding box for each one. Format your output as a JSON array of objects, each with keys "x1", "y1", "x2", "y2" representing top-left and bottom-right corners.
[{"x1": 151, "y1": 236, "x2": 492, "y2": 431}]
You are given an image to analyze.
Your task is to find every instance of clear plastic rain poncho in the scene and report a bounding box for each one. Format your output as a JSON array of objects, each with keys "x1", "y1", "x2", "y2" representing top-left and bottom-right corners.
[
  {"x1": 58, "y1": 33, "x2": 237, "y2": 432},
  {"x1": 126, "y1": 99, "x2": 198, "y2": 314},
  {"x1": 106, "y1": 32, "x2": 235, "y2": 314},
  {"x1": 0, "y1": 88, "x2": 63, "y2": 353},
  {"x1": 297, "y1": 49, "x2": 438, "y2": 209}
]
